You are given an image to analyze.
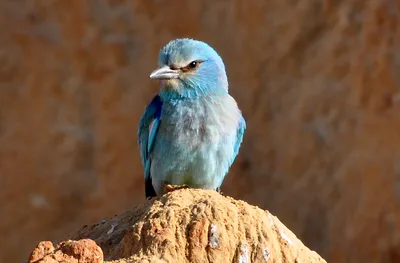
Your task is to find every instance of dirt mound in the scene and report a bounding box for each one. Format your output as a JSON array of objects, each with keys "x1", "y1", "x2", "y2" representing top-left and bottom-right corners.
[{"x1": 28, "y1": 189, "x2": 326, "y2": 263}]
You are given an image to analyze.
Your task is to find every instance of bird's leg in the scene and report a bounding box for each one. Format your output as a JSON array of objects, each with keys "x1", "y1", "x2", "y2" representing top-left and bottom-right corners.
[{"x1": 164, "y1": 184, "x2": 190, "y2": 193}]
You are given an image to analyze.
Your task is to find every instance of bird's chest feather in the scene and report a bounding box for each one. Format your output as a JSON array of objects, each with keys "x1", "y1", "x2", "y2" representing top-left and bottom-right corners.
[{"x1": 158, "y1": 95, "x2": 240, "y2": 147}]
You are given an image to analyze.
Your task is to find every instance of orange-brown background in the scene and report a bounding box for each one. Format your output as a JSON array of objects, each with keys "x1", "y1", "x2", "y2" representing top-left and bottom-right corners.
[{"x1": 1, "y1": 1, "x2": 400, "y2": 262}]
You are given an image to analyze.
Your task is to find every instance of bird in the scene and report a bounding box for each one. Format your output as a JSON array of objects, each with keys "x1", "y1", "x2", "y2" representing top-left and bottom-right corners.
[{"x1": 138, "y1": 38, "x2": 246, "y2": 198}]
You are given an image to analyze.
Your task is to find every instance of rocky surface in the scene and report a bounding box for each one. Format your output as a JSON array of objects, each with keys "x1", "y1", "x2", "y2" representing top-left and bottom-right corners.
[
  {"x1": 1, "y1": 0, "x2": 400, "y2": 262},
  {"x1": 28, "y1": 239, "x2": 103, "y2": 263},
  {"x1": 28, "y1": 189, "x2": 326, "y2": 263}
]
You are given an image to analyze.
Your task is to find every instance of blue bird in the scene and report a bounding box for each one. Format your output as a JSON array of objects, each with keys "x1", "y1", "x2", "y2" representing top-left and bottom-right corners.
[{"x1": 138, "y1": 38, "x2": 246, "y2": 198}]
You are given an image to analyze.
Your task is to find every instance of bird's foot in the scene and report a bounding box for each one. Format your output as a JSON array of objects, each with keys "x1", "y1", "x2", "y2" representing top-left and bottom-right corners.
[
  {"x1": 216, "y1": 188, "x2": 224, "y2": 195},
  {"x1": 164, "y1": 184, "x2": 190, "y2": 193},
  {"x1": 146, "y1": 196, "x2": 156, "y2": 201}
]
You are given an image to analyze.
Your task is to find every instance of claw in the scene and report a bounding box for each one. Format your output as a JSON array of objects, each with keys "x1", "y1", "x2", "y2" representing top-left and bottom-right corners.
[{"x1": 164, "y1": 184, "x2": 189, "y2": 193}]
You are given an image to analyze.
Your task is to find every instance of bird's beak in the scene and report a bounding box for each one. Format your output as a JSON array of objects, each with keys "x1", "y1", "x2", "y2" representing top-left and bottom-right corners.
[{"x1": 149, "y1": 66, "x2": 180, "y2": 80}]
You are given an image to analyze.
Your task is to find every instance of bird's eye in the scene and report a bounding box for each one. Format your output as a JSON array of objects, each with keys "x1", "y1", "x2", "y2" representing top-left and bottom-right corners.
[
  {"x1": 181, "y1": 61, "x2": 200, "y2": 72},
  {"x1": 188, "y1": 61, "x2": 198, "y2": 69}
]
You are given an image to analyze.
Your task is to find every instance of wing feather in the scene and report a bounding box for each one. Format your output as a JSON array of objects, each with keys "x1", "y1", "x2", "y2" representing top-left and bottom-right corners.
[
  {"x1": 137, "y1": 95, "x2": 162, "y2": 197},
  {"x1": 230, "y1": 115, "x2": 246, "y2": 167}
]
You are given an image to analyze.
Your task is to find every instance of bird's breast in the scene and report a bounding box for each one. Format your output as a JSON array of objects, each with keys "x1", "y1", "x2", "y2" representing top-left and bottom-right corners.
[{"x1": 159, "y1": 95, "x2": 241, "y2": 147}]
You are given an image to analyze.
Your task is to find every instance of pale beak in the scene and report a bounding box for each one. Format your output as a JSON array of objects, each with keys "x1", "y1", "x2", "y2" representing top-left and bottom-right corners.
[{"x1": 149, "y1": 66, "x2": 180, "y2": 80}]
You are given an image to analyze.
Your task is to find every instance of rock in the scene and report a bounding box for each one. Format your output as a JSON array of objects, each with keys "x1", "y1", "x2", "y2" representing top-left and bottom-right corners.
[
  {"x1": 28, "y1": 241, "x2": 55, "y2": 262},
  {"x1": 67, "y1": 189, "x2": 324, "y2": 263},
  {"x1": 28, "y1": 239, "x2": 103, "y2": 263}
]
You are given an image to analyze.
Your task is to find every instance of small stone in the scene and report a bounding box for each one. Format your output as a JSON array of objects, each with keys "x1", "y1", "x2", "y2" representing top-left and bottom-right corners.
[
  {"x1": 28, "y1": 241, "x2": 55, "y2": 262},
  {"x1": 28, "y1": 239, "x2": 103, "y2": 263}
]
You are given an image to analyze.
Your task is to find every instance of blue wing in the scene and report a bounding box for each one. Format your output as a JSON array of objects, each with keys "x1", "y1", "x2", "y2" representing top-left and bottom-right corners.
[
  {"x1": 217, "y1": 114, "x2": 245, "y2": 191},
  {"x1": 137, "y1": 95, "x2": 162, "y2": 197},
  {"x1": 230, "y1": 114, "x2": 246, "y2": 167}
]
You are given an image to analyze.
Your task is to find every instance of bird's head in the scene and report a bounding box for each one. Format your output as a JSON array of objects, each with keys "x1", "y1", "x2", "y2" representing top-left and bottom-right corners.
[{"x1": 150, "y1": 38, "x2": 228, "y2": 99}]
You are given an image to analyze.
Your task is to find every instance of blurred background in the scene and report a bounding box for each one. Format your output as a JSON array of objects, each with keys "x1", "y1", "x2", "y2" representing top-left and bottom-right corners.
[{"x1": 1, "y1": 0, "x2": 400, "y2": 262}]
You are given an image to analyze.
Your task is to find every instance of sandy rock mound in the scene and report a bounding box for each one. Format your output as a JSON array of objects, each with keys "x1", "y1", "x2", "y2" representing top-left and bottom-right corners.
[{"x1": 29, "y1": 189, "x2": 326, "y2": 262}]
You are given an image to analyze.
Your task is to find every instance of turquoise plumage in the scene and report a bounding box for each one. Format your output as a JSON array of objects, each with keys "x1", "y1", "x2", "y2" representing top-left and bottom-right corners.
[{"x1": 138, "y1": 38, "x2": 246, "y2": 197}]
